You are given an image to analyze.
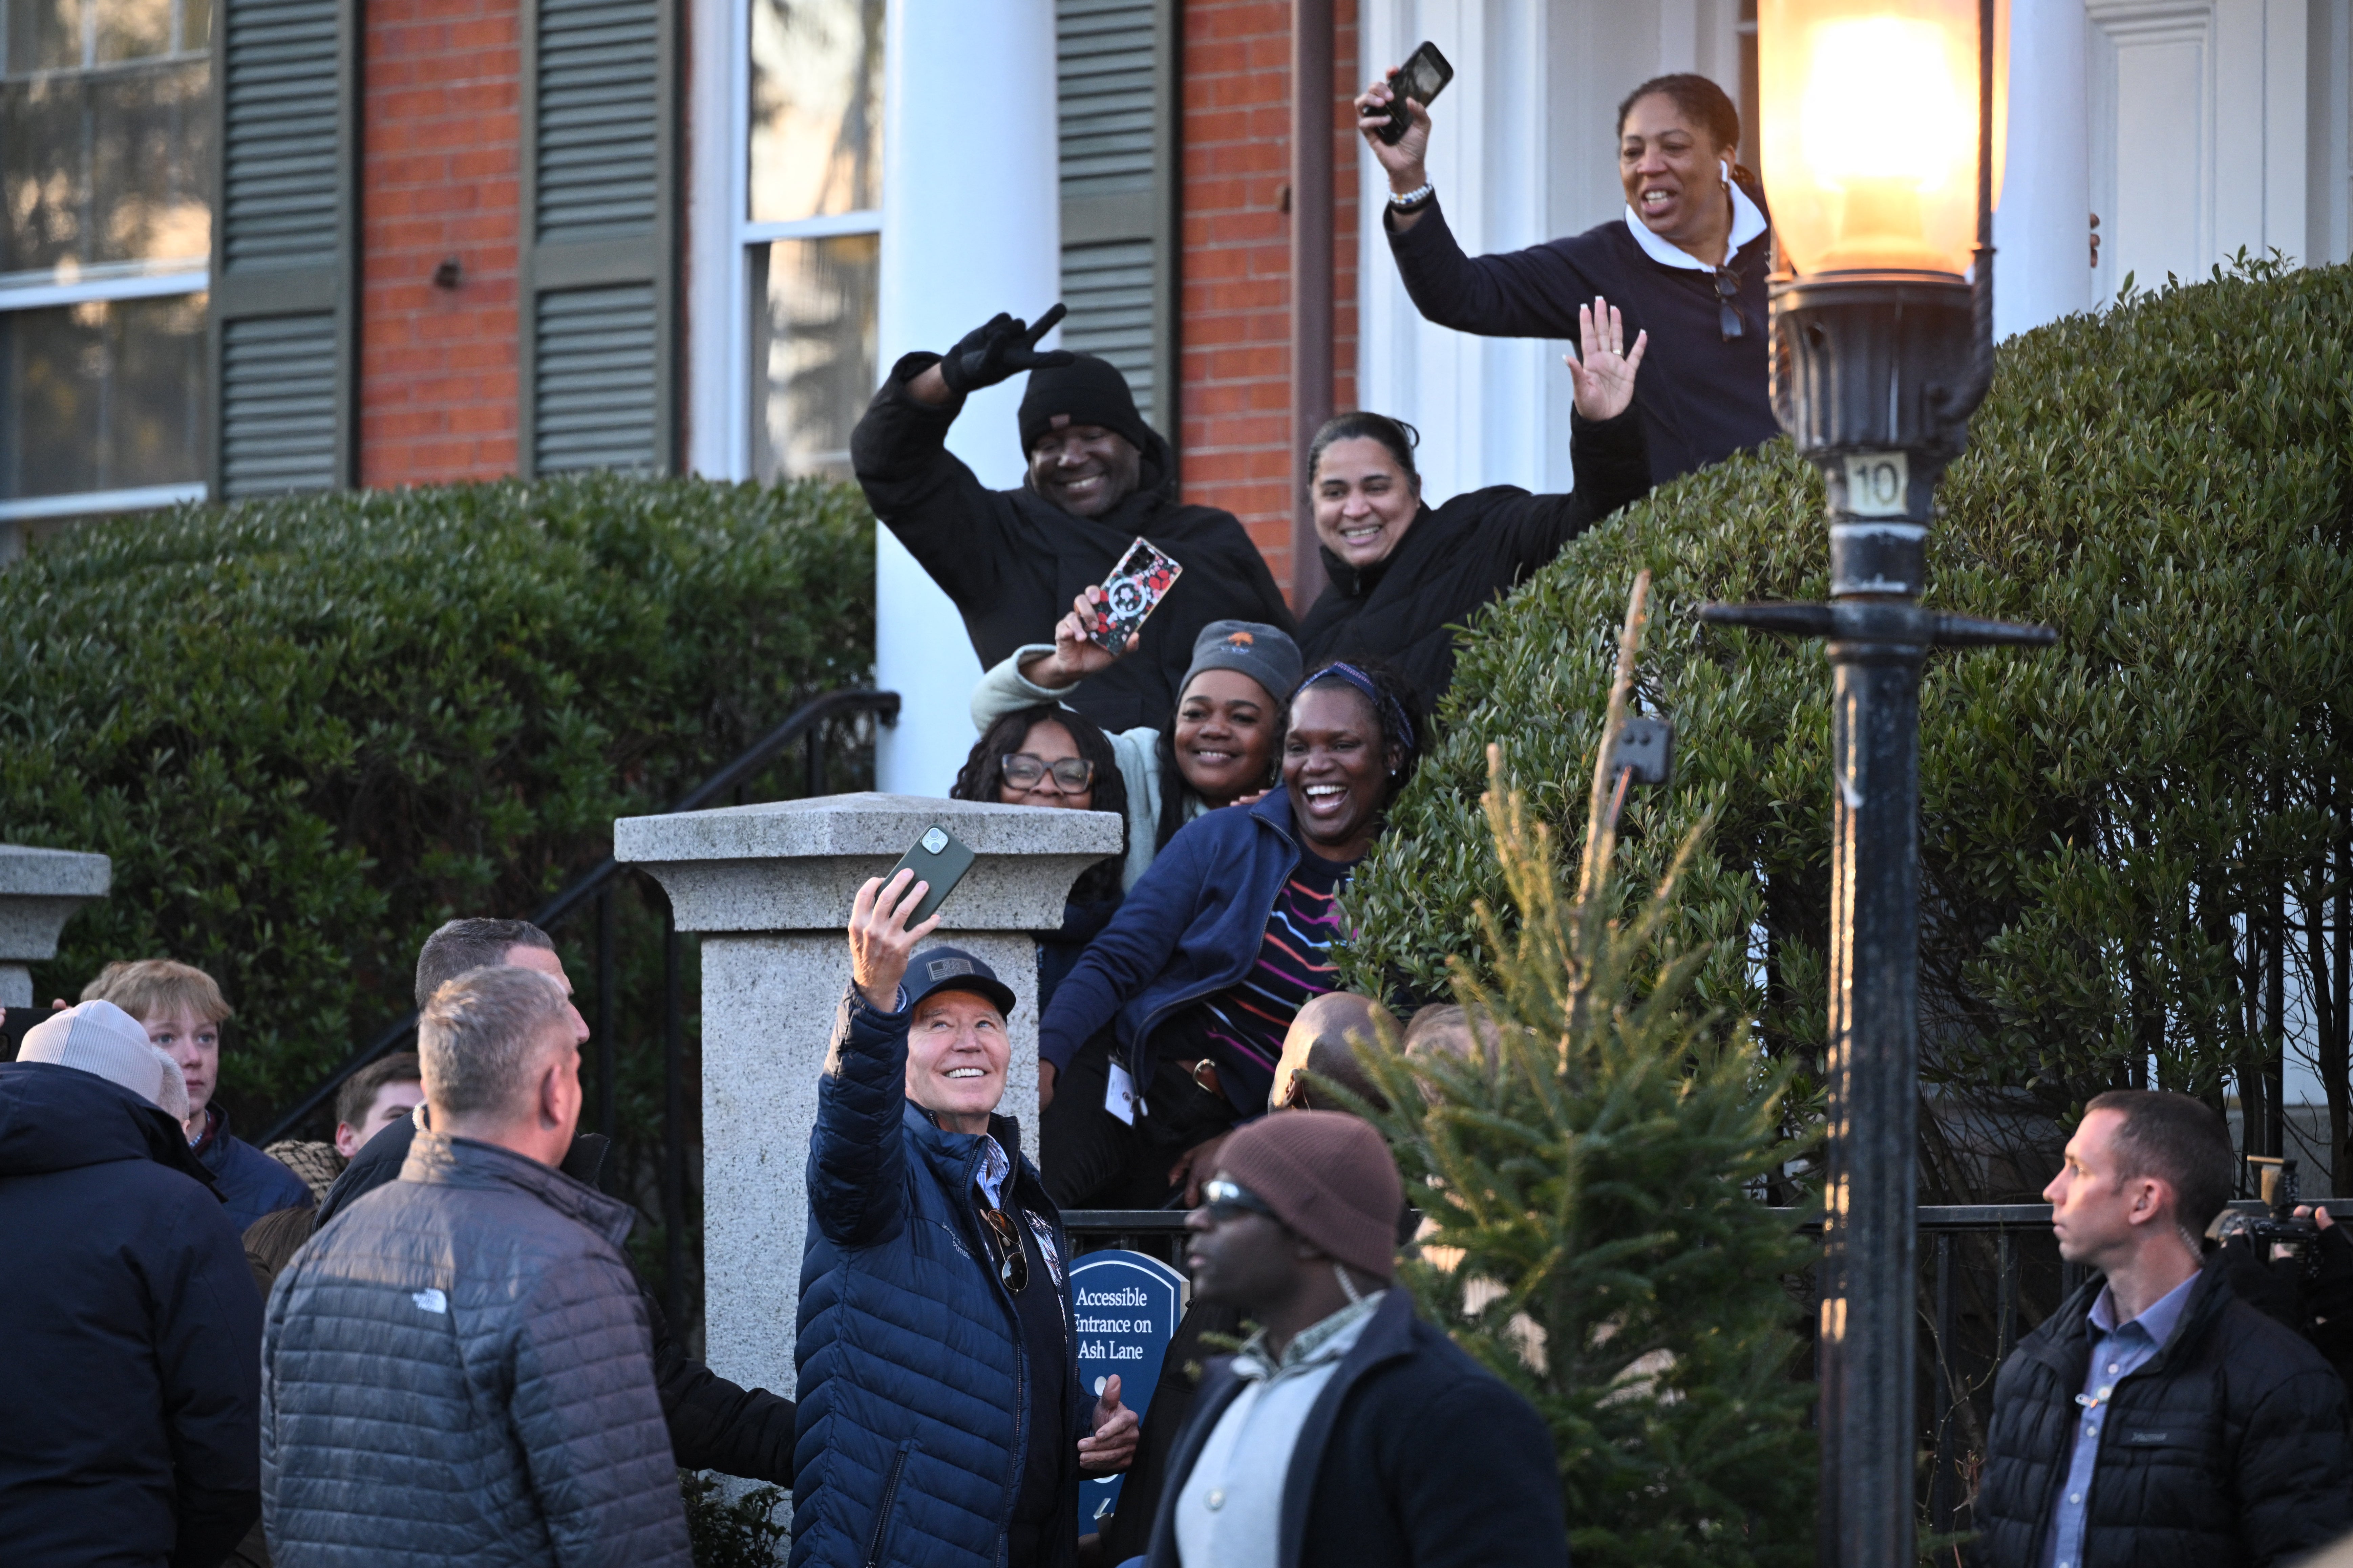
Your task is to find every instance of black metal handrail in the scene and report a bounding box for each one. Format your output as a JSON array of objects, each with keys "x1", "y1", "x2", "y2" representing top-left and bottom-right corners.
[
  {"x1": 258, "y1": 687, "x2": 901, "y2": 1146},
  {"x1": 1062, "y1": 1199, "x2": 2353, "y2": 1245},
  {"x1": 1065, "y1": 1197, "x2": 2351, "y2": 1538}
]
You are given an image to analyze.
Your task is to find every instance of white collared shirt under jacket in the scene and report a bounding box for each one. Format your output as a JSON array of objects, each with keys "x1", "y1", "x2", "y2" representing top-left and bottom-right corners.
[
  {"x1": 1172, "y1": 1291, "x2": 1386, "y2": 1568},
  {"x1": 1620, "y1": 178, "x2": 1768, "y2": 272}
]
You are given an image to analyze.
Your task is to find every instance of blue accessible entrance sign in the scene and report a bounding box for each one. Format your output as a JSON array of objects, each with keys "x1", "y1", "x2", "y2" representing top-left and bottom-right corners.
[{"x1": 1070, "y1": 1248, "x2": 1188, "y2": 1535}]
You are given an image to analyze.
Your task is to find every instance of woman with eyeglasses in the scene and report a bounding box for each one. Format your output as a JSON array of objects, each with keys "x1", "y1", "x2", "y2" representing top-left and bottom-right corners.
[
  {"x1": 1360, "y1": 68, "x2": 1774, "y2": 485},
  {"x1": 1295, "y1": 295, "x2": 1650, "y2": 708},
  {"x1": 1034, "y1": 659, "x2": 1425, "y2": 1211},
  {"x1": 949, "y1": 702, "x2": 1129, "y2": 1010},
  {"x1": 968, "y1": 617, "x2": 1303, "y2": 889}
]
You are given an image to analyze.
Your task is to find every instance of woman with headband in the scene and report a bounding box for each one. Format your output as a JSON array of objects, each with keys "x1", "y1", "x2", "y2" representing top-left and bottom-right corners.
[
  {"x1": 1034, "y1": 660, "x2": 1424, "y2": 1211},
  {"x1": 1297, "y1": 294, "x2": 1652, "y2": 710}
]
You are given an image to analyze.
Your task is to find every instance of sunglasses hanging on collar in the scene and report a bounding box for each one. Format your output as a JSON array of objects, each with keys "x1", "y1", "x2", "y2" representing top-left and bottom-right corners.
[
  {"x1": 978, "y1": 1202, "x2": 1030, "y2": 1293},
  {"x1": 1711, "y1": 266, "x2": 1745, "y2": 340}
]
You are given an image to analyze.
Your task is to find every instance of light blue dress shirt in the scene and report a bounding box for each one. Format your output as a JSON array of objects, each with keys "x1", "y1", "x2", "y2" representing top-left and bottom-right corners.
[{"x1": 2040, "y1": 1269, "x2": 2202, "y2": 1568}]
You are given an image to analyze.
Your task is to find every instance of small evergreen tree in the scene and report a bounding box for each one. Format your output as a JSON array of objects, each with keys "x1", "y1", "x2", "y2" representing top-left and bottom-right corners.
[
  {"x1": 1353, "y1": 576, "x2": 1816, "y2": 1568},
  {"x1": 680, "y1": 1471, "x2": 788, "y2": 1567}
]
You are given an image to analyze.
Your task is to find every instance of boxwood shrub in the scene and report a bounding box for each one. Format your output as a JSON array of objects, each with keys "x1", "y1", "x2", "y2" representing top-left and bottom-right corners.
[
  {"x1": 0, "y1": 474, "x2": 874, "y2": 1138},
  {"x1": 1340, "y1": 255, "x2": 2353, "y2": 1189}
]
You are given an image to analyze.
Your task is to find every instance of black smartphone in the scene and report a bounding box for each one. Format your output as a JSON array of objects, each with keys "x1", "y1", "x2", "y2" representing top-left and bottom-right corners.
[
  {"x1": 884, "y1": 823, "x2": 977, "y2": 928},
  {"x1": 1379, "y1": 41, "x2": 1455, "y2": 145}
]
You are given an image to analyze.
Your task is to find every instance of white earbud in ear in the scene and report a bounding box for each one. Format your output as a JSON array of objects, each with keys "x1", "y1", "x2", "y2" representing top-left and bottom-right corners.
[{"x1": 1720, "y1": 158, "x2": 1732, "y2": 188}]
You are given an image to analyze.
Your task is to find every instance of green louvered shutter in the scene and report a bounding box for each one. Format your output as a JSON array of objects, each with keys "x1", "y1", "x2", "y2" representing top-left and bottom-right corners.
[
  {"x1": 208, "y1": 0, "x2": 359, "y2": 498},
  {"x1": 521, "y1": 0, "x2": 677, "y2": 475},
  {"x1": 1056, "y1": 0, "x2": 1177, "y2": 437}
]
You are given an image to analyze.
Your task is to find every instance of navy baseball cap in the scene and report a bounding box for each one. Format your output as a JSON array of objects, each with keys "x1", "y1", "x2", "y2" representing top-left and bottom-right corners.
[{"x1": 907, "y1": 946, "x2": 1018, "y2": 1017}]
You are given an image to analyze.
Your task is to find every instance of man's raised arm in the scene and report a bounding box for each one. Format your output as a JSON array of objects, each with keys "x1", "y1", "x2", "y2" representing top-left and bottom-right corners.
[{"x1": 808, "y1": 869, "x2": 945, "y2": 1249}]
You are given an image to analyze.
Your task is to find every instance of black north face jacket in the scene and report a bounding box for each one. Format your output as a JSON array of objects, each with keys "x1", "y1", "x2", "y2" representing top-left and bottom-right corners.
[{"x1": 1970, "y1": 1265, "x2": 2353, "y2": 1568}]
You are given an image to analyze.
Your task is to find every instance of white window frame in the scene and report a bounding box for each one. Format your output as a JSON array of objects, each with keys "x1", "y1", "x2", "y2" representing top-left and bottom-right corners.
[
  {"x1": 686, "y1": 0, "x2": 884, "y2": 481},
  {"x1": 1, "y1": 4, "x2": 214, "y2": 522},
  {"x1": 0, "y1": 263, "x2": 212, "y2": 522}
]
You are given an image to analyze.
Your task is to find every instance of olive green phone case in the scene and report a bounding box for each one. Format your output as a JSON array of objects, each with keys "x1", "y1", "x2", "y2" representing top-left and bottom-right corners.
[{"x1": 886, "y1": 823, "x2": 977, "y2": 927}]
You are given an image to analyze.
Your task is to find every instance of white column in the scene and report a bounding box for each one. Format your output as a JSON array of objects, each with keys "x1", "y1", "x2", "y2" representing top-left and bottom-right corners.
[
  {"x1": 685, "y1": 0, "x2": 748, "y2": 481},
  {"x1": 874, "y1": 0, "x2": 1062, "y2": 796},
  {"x1": 1996, "y1": 0, "x2": 2096, "y2": 336},
  {"x1": 1358, "y1": 0, "x2": 1571, "y2": 503},
  {"x1": 614, "y1": 793, "x2": 1119, "y2": 1403},
  {"x1": 2260, "y1": 0, "x2": 2313, "y2": 260}
]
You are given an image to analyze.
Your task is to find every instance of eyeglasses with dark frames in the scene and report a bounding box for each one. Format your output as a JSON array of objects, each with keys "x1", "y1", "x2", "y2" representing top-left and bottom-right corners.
[
  {"x1": 1712, "y1": 266, "x2": 1745, "y2": 341},
  {"x1": 1001, "y1": 753, "x2": 1096, "y2": 792},
  {"x1": 1198, "y1": 1177, "x2": 1280, "y2": 1225},
  {"x1": 978, "y1": 1202, "x2": 1030, "y2": 1293}
]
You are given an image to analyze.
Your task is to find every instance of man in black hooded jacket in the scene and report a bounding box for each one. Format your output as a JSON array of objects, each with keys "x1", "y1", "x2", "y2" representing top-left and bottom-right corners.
[
  {"x1": 852, "y1": 304, "x2": 1295, "y2": 735},
  {"x1": 0, "y1": 1006, "x2": 261, "y2": 1568}
]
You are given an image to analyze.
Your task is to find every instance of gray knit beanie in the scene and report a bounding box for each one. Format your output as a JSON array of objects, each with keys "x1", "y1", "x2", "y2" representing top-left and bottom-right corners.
[
  {"x1": 1180, "y1": 620, "x2": 1303, "y2": 708},
  {"x1": 19, "y1": 999, "x2": 189, "y2": 1120}
]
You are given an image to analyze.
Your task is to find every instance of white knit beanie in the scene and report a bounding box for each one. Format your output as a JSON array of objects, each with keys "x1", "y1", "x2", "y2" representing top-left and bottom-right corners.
[{"x1": 20, "y1": 1000, "x2": 189, "y2": 1120}]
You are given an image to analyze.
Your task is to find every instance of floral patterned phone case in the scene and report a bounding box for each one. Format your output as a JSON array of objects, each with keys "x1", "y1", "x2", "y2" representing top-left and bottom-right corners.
[{"x1": 1093, "y1": 538, "x2": 1183, "y2": 656}]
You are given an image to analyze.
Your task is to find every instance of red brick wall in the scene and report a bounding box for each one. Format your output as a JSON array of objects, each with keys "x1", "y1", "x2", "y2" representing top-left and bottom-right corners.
[
  {"x1": 1178, "y1": 0, "x2": 1358, "y2": 604},
  {"x1": 359, "y1": 0, "x2": 523, "y2": 486}
]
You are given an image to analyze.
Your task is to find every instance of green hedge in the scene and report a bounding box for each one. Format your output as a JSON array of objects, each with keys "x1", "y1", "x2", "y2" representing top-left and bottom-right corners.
[
  {"x1": 0, "y1": 474, "x2": 874, "y2": 1129},
  {"x1": 1341, "y1": 256, "x2": 2353, "y2": 1179}
]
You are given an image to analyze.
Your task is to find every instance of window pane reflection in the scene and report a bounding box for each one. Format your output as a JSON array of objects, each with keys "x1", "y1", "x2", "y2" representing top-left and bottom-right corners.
[
  {"x1": 747, "y1": 0, "x2": 883, "y2": 223},
  {"x1": 1, "y1": 292, "x2": 206, "y2": 499},
  {"x1": 5, "y1": 0, "x2": 85, "y2": 74},
  {"x1": 750, "y1": 235, "x2": 878, "y2": 481},
  {"x1": 96, "y1": 0, "x2": 179, "y2": 61},
  {"x1": 4, "y1": 0, "x2": 200, "y2": 70},
  {"x1": 3, "y1": 54, "x2": 211, "y2": 273}
]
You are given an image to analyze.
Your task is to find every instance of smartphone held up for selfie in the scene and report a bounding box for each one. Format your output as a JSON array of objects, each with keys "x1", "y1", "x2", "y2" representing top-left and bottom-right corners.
[
  {"x1": 1378, "y1": 41, "x2": 1455, "y2": 144},
  {"x1": 1091, "y1": 537, "x2": 1183, "y2": 656},
  {"x1": 886, "y1": 824, "x2": 977, "y2": 929}
]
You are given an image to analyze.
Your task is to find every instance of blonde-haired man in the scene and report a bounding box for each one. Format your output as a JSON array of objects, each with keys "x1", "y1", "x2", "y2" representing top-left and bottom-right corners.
[{"x1": 83, "y1": 959, "x2": 311, "y2": 1231}]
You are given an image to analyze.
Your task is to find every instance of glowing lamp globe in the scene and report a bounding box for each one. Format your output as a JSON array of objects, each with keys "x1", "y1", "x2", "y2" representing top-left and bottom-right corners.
[{"x1": 1760, "y1": 0, "x2": 2006, "y2": 276}]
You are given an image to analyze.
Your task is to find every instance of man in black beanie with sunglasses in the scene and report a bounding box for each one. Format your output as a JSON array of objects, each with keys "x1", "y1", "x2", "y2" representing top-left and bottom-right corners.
[
  {"x1": 791, "y1": 867, "x2": 1140, "y2": 1568},
  {"x1": 852, "y1": 304, "x2": 1294, "y2": 735}
]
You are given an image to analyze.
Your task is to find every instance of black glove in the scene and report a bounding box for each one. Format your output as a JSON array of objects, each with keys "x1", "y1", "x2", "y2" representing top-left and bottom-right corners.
[{"x1": 935, "y1": 303, "x2": 1073, "y2": 395}]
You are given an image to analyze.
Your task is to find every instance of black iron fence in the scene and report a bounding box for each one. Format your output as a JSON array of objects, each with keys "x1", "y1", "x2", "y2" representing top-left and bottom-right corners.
[{"x1": 1064, "y1": 1199, "x2": 2351, "y2": 1540}]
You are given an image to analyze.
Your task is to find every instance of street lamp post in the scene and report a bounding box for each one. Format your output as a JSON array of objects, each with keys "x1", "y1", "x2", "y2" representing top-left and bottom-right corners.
[{"x1": 1702, "y1": 4, "x2": 2049, "y2": 1565}]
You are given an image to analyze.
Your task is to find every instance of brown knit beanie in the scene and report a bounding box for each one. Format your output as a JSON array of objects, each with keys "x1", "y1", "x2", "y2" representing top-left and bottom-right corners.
[{"x1": 1215, "y1": 1110, "x2": 1402, "y2": 1281}]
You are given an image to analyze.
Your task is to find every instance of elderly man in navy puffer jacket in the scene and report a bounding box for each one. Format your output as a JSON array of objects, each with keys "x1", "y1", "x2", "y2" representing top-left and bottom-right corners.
[
  {"x1": 261, "y1": 964, "x2": 690, "y2": 1568},
  {"x1": 791, "y1": 867, "x2": 1140, "y2": 1568}
]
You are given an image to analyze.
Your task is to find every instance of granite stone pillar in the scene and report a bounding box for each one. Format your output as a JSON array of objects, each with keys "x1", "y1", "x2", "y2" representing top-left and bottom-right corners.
[
  {"x1": 0, "y1": 845, "x2": 112, "y2": 1008},
  {"x1": 614, "y1": 792, "x2": 1121, "y2": 1402}
]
